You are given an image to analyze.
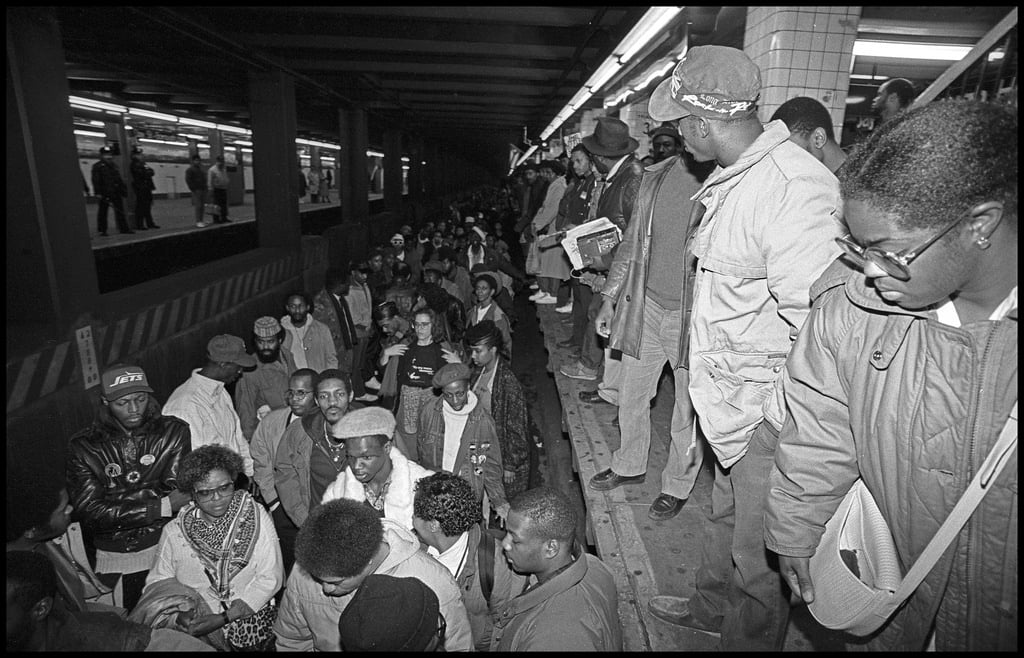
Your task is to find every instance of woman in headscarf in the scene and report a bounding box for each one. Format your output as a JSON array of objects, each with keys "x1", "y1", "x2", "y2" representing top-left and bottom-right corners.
[{"x1": 144, "y1": 445, "x2": 282, "y2": 651}]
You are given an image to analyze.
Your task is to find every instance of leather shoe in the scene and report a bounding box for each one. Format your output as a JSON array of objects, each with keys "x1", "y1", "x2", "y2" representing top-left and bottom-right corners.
[
  {"x1": 589, "y1": 468, "x2": 645, "y2": 491},
  {"x1": 578, "y1": 390, "x2": 610, "y2": 404},
  {"x1": 647, "y1": 596, "x2": 721, "y2": 636},
  {"x1": 648, "y1": 494, "x2": 686, "y2": 520}
]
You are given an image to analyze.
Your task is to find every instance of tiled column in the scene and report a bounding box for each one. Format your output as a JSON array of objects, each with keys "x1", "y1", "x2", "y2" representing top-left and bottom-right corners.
[{"x1": 745, "y1": 6, "x2": 861, "y2": 140}]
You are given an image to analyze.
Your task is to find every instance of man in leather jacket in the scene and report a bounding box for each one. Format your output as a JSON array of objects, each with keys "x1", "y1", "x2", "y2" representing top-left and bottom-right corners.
[{"x1": 65, "y1": 365, "x2": 192, "y2": 611}]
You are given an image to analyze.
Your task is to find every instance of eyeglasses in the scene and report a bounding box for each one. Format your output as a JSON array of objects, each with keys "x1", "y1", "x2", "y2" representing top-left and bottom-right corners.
[
  {"x1": 414, "y1": 321, "x2": 433, "y2": 328},
  {"x1": 194, "y1": 482, "x2": 234, "y2": 502},
  {"x1": 834, "y1": 216, "x2": 964, "y2": 281}
]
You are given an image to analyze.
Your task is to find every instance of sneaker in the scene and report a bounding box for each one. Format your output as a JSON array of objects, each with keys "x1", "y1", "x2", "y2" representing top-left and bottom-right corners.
[
  {"x1": 559, "y1": 361, "x2": 598, "y2": 380},
  {"x1": 364, "y1": 376, "x2": 381, "y2": 391},
  {"x1": 528, "y1": 290, "x2": 546, "y2": 301},
  {"x1": 354, "y1": 393, "x2": 379, "y2": 403},
  {"x1": 535, "y1": 294, "x2": 558, "y2": 305},
  {"x1": 554, "y1": 302, "x2": 573, "y2": 313},
  {"x1": 196, "y1": 222, "x2": 210, "y2": 228}
]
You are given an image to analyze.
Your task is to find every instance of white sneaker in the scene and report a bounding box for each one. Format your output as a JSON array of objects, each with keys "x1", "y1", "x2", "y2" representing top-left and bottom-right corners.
[
  {"x1": 364, "y1": 376, "x2": 381, "y2": 391},
  {"x1": 196, "y1": 221, "x2": 210, "y2": 228},
  {"x1": 529, "y1": 282, "x2": 540, "y2": 290},
  {"x1": 528, "y1": 290, "x2": 546, "y2": 301},
  {"x1": 555, "y1": 303, "x2": 573, "y2": 313},
  {"x1": 535, "y1": 293, "x2": 558, "y2": 304}
]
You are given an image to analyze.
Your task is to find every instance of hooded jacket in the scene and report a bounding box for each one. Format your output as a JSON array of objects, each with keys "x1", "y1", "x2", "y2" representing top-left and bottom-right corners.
[
  {"x1": 687, "y1": 119, "x2": 843, "y2": 468},
  {"x1": 320, "y1": 443, "x2": 434, "y2": 531},
  {"x1": 765, "y1": 261, "x2": 1017, "y2": 651},
  {"x1": 66, "y1": 403, "x2": 191, "y2": 554},
  {"x1": 273, "y1": 519, "x2": 473, "y2": 651}
]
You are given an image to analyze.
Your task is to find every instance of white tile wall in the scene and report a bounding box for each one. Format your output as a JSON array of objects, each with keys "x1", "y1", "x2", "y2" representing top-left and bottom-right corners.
[{"x1": 745, "y1": 6, "x2": 862, "y2": 138}]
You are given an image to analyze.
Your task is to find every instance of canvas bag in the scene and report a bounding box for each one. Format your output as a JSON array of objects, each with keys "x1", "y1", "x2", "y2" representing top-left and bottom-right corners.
[{"x1": 807, "y1": 402, "x2": 1017, "y2": 635}]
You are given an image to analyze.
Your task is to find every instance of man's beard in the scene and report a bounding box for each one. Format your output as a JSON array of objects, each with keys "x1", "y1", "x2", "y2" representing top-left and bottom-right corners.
[{"x1": 258, "y1": 348, "x2": 280, "y2": 364}]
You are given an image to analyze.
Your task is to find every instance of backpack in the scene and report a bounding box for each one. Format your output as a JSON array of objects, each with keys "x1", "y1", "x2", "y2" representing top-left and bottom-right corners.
[{"x1": 476, "y1": 526, "x2": 505, "y2": 606}]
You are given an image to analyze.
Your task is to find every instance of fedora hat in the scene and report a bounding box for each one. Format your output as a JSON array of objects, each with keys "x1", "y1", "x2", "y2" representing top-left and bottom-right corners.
[{"x1": 582, "y1": 117, "x2": 639, "y2": 157}]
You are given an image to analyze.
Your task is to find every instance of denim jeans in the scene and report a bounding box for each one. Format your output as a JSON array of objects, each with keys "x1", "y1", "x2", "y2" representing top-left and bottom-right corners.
[
  {"x1": 689, "y1": 420, "x2": 790, "y2": 651},
  {"x1": 570, "y1": 277, "x2": 593, "y2": 347},
  {"x1": 580, "y1": 288, "x2": 605, "y2": 370},
  {"x1": 608, "y1": 300, "x2": 703, "y2": 499}
]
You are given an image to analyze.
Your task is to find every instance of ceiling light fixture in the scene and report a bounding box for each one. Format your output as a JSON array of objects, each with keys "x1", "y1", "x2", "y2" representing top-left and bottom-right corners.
[
  {"x1": 216, "y1": 123, "x2": 249, "y2": 135},
  {"x1": 69, "y1": 95, "x2": 128, "y2": 113},
  {"x1": 73, "y1": 129, "x2": 107, "y2": 138},
  {"x1": 128, "y1": 108, "x2": 178, "y2": 122},
  {"x1": 538, "y1": 7, "x2": 684, "y2": 141},
  {"x1": 852, "y1": 40, "x2": 973, "y2": 61},
  {"x1": 139, "y1": 137, "x2": 189, "y2": 147},
  {"x1": 366, "y1": 149, "x2": 385, "y2": 158},
  {"x1": 178, "y1": 117, "x2": 219, "y2": 129}
]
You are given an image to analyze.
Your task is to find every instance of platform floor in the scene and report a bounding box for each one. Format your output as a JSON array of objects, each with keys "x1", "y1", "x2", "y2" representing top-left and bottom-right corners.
[{"x1": 533, "y1": 302, "x2": 855, "y2": 651}]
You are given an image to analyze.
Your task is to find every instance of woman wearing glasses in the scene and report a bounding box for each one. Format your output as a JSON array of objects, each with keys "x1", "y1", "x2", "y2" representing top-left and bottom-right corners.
[
  {"x1": 765, "y1": 100, "x2": 1017, "y2": 651},
  {"x1": 144, "y1": 445, "x2": 283, "y2": 650}
]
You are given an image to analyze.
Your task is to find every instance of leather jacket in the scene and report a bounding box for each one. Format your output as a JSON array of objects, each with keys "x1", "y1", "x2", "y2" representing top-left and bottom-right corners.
[
  {"x1": 66, "y1": 404, "x2": 191, "y2": 554},
  {"x1": 588, "y1": 155, "x2": 643, "y2": 272}
]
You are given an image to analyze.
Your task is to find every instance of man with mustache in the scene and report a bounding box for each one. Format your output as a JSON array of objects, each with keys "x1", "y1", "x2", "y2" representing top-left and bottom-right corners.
[{"x1": 234, "y1": 317, "x2": 291, "y2": 442}]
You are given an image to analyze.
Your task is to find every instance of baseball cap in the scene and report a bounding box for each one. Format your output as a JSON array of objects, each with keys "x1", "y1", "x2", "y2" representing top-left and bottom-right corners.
[
  {"x1": 648, "y1": 45, "x2": 761, "y2": 122},
  {"x1": 337, "y1": 575, "x2": 441, "y2": 651},
  {"x1": 101, "y1": 365, "x2": 154, "y2": 401},
  {"x1": 206, "y1": 334, "x2": 257, "y2": 367}
]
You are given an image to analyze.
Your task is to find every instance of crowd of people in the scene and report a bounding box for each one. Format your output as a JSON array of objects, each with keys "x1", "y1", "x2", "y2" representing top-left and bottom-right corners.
[{"x1": 10, "y1": 44, "x2": 1015, "y2": 653}]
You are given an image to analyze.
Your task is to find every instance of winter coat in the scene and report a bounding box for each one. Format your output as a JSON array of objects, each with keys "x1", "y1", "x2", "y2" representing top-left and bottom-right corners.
[
  {"x1": 687, "y1": 119, "x2": 843, "y2": 468},
  {"x1": 417, "y1": 394, "x2": 507, "y2": 509},
  {"x1": 470, "y1": 358, "x2": 531, "y2": 499},
  {"x1": 765, "y1": 262, "x2": 1017, "y2": 651},
  {"x1": 320, "y1": 445, "x2": 435, "y2": 531},
  {"x1": 90, "y1": 159, "x2": 127, "y2": 199},
  {"x1": 66, "y1": 409, "x2": 191, "y2": 554},
  {"x1": 490, "y1": 552, "x2": 622, "y2": 651},
  {"x1": 602, "y1": 155, "x2": 702, "y2": 360},
  {"x1": 273, "y1": 411, "x2": 329, "y2": 528},
  {"x1": 280, "y1": 315, "x2": 338, "y2": 373},
  {"x1": 273, "y1": 520, "x2": 473, "y2": 651}
]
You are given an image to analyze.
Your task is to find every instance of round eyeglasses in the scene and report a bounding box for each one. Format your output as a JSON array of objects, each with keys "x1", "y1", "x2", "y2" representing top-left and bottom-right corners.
[{"x1": 834, "y1": 215, "x2": 964, "y2": 281}]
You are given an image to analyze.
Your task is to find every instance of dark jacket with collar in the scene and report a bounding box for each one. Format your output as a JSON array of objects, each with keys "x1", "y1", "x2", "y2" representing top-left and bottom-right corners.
[
  {"x1": 66, "y1": 405, "x2": 190, "y2": 554},
  {"x1": 588, "y1": 154, "x2": 643, "y2": 272}
]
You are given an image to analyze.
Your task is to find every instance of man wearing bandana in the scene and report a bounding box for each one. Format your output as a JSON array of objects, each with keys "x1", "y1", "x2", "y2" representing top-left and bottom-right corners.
[{"x1": 65, "y1": 364, "x2": 193, "y2": 611}]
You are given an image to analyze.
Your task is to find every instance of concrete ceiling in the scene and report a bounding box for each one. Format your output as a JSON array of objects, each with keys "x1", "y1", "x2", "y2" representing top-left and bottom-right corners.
[{"x1": 55, "y1": 6, "x2": 1015, "y2": 175}]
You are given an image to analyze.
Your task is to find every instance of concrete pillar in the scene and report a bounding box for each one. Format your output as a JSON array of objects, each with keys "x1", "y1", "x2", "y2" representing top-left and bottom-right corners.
[
  {"x1": 745, "y1": 7, "x2": 861, "y2": 138},
  {"x1": 339, "y1": 106, "x2": 369, "y2": 225},
  {"x1": 7, "y1": 7, "x2": 100, "y2": 341},
  {"x1": 249, "y1": 69, "x2": 301, "y2": 251},
  {"x1": 383, "y1": 128, "x2": 403, "y2": 211}
]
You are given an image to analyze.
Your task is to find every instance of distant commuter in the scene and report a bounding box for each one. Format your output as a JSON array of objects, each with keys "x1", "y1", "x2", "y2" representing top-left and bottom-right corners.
[
  {"x1": 206, "y1": 155, "x2": 230, "y2": 223},
  {"x1": 186, "y1": 154, "x2": 209, "y2": 228},
  {"x1": 91, "y1": 145, "x2": 131, "y2": 236},
  {"x1": 770, "y1": 96, "x2": 848, "y2": 173},
  {"x1": 129, "y1": 146, "x2": 159, "y2": 230},
  {"x1": 872, "y1": 77, "x2": 916, "y2": 125}
]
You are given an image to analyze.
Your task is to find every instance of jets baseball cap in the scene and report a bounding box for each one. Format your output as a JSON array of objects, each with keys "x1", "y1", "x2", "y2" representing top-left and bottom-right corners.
[
  {"x1": 648, "y1": 45, "x2": 761, "y2": 122},
  {"x1": 101, "y1": 365, "x2": 154, "y2": 401}
]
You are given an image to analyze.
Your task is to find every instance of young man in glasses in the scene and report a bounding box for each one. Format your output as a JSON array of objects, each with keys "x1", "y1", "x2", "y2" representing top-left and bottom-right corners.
[
  {"x1": 65, "y1": 364, "x2": 193, "y2": 611},
  {"x1": 766, "y1": 101, "x2": 1017, "y2": 652}
]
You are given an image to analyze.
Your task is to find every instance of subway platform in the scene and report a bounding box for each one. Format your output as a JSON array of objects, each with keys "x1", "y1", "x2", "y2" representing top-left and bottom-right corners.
[{"x1": 535, "y1": 303, "x2": 857, "y2": 651}]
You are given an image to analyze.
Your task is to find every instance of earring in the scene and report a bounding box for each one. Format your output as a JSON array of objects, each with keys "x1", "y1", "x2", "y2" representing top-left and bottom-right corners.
[{"x1": 976, "y1": 236, "x2": 991, "y2": 250}]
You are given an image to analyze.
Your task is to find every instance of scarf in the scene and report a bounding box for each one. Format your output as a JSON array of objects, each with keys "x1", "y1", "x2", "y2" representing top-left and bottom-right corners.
[{"x1": 179, "y1": 490, "x2": 259, "y2": 606}]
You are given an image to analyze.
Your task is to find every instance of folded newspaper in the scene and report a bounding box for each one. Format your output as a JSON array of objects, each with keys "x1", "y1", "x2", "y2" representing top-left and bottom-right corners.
[{"x1": 560, "y1": 218, "x2": 622, "y2": 270}]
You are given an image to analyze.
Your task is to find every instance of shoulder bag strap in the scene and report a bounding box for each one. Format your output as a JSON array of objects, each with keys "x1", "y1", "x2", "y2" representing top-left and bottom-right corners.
[{"x1": 893, "y1": 401, "x2": 1018, "y2": 603}]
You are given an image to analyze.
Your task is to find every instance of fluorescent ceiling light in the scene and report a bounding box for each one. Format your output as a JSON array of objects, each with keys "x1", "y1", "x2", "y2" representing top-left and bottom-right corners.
[
  {"x1": 217, "y1": 123, "x2": 249, "y2": 135},
  {"x1": 128, "y1": 108, "x2": 178, "y2": 122},
  {"x1": 401, "y1": 156, "x2": 410, "y2": 162},
  {"x1": 614, "y1": 7, "x2": 683, "y2": 65},
  {"x1": 232, "y1": 139, "x2": 253, "y2": 146},
  {"x1": 178, "y1": 117, "x2": 219, "y2": 129},
  {"x1": 567, "y1": 88, "x2": 592, "y2": 110},
  {"x1": 367, "y1": 150, "x2": 385, "y2": 158},
  {"x1": 849, "y1": 73, "x2": 890, "y2": 81},
  {"x1": 853, "y1": 40, "x2": 972, "y2": 61},
  {"x1": 139, "y1": 137, "x2": 189, "y2": 147},
  {"x1": 69, "y1": 96, "x2": 128, "y2": 113},
  {"x1": 73, "y1": 129, "x2": 107, "y2": 138},
  {"x1": 585, "y1": 58, "x2": 623, "y2": 92},
  {"x1": 845, "y1": 96, "x2": 866, "y2": 105},
  {"x1": 87, "y1": 120, "x2": 105, "y2": 127},
  {"x1": 988, "y1": 50, "x2": 1004, "y2": 61},
  {"x1": 240, "y1": 148, "x2": 253, "y2": 153},
  {"x1": 179, "y1": 133, "x2": 206, "y2": 140},
  {"x1": 402, "y1": 165, "x2": 410, "y2": 170}
]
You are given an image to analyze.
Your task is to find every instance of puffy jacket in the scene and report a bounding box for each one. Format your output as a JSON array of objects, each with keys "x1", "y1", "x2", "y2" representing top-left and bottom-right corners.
[
  {"x1": 274, "y1": 520, "x2": 473, "y2": 651},
  {"x1": 765, "y1": 261, "x2": 1018, "y2": 651},
  {"x1": 491, "y1": 551, "x2": 622, "y2": 651},
  {"x1": 66, "y1": 406, "x2": 191, "y2": 554},
  {"x1": 417, "y1": 394, "x2": 508, "y2": 509},
  {"x1": 687, "y1": 119, "x2": 843, "y2": 468},
  {"x1": 603, "y1": 155, "x2": 703, "y2": 359}
]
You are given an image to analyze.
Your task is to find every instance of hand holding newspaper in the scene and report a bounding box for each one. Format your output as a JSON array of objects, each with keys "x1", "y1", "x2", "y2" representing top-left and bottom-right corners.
[{"x1": 560, "y1": 218, "x2": 622, "y2": 270}]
